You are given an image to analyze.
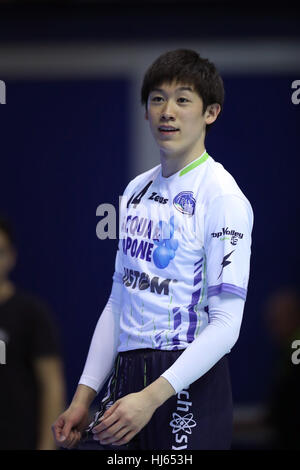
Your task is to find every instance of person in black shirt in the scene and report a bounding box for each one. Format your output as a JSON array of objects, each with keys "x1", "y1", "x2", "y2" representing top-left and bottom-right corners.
[{"x1": 0, "y1": 216, "x2": 66, "y2": 449}]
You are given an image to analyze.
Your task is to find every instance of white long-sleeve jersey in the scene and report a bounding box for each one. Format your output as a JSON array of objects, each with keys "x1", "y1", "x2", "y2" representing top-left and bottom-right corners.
[{"x1": 79, "y1": 150, "x2": 253, "y2": 393}]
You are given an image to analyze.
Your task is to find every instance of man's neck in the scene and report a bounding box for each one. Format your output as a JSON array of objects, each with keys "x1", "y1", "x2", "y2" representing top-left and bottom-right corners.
[
  {"x1": 160, "y1": 145, "x2": 206, "y2": 178},
  {"x1": 0, "y1": 280, "x2": 15, "y2": 303}
]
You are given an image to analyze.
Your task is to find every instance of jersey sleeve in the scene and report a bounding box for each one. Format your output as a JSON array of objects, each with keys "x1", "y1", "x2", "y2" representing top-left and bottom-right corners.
[
  {"x1": 204, "y1": 194, "x2": 253, "y2": 300},
  {"x1": 113, "y1": 180, "x2": 132, "y2": 284},
  {"x1": 78, "y1": 234, "x2": 124, "y2": 393},
  {"x1": 78, "y1": 277, "x2": 122, "y2": 393}
]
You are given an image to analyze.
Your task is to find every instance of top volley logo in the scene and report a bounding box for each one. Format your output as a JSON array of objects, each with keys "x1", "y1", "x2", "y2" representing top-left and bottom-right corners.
[
  {"x1": 153, "y1": 215, "x2": 179, "y2": 268},
  {"x1": 173, "y1": 191, "x2": 196, "y2": 216}
]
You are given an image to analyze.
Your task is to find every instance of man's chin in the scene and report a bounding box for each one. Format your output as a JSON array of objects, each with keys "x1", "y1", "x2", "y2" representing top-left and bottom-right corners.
[{"x1": 159, "y1": 148, "x2": 185, "y2": 160}]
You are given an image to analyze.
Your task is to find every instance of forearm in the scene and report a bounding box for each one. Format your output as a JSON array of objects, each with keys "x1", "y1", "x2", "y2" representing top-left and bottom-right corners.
[
  {"x1": 71, "y1": 383, "x2": 97, "y2": 408},
  {"x1": 37, "y1": 373, "x2": 66, "y2": 450}
]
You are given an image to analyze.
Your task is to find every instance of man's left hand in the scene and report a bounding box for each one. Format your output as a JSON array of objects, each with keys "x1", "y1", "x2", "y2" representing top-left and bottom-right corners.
[{"x1": 91, "y1": 391, "x2": 157, "y2": 446}]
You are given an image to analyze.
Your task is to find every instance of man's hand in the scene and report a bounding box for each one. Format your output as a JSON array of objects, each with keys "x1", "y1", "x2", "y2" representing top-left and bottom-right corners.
[
  {"x1": 51, "y1": 402, "x2": 90, "y2": 449},
  {"x1": 92, "y1": 376, "x2": 175, "y2": 446},
  {"x1": 52, "y1": 384, "x2": 97, "y2": 449},
  {"x1": 91, "y1": 391, "x2": 156, "y2": 446}
]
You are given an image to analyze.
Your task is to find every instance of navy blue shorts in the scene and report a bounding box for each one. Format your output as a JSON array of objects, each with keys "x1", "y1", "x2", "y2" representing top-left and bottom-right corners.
[{"x1": 78, "y1": 348, "x2": 233, "y2": 450}]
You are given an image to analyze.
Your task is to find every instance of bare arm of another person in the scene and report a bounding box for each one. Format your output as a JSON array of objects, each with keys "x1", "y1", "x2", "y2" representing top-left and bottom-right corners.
[{"x1": 34, "y1": 356, "x2": 66, "y2": 450}]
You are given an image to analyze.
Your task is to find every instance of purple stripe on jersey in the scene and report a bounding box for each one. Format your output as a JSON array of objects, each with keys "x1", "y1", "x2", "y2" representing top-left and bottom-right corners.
[
  {"x1": 172, "y1": 333, "x2": 180, "y2": 351},
  {"x1": 173, "y1": 306, "x2": 181, "y2": 330},
  {"x1": 155, "y1": 332, "x2": 161, "y2": 341},
  {"x1": 186, "y1": 259, "x2": 204, "y2": 342},
  {"x1": 186, "y1": 288, "x2": 201, "y2": 342},
  {"x1": 194, "y1": 263, "x2": 202, "y2": 274},
  {"x1": 154, "y1": 331, "x2": 164, "y2": 349},
  {"x1": 172, "y1": 307, "x2": 182, "y2": 348},
  {"x1": 207, "y1": 283, "x2": 247, "y2": 300},
  {"x1": 194, "y1": 269, "x2": 202, "y2": 286}
]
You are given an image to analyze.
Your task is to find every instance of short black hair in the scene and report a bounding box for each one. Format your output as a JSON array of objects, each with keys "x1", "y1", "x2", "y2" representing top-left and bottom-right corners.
[
  {"x1": 0, "y1": 215, "x2": 16, "y2": 247},
  {"x1": 141, "y1": 49, "x2": 224, "y2": 133}
]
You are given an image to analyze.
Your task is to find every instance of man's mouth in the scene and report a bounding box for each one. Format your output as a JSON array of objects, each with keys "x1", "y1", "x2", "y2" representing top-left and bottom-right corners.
[{"x1": 158, "y1": 126, "x2": 180, "y2": 134}]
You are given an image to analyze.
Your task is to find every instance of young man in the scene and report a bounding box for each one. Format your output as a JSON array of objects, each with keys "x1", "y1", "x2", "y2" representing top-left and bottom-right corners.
[{"x1": 52, "y1": 49, "x2": 253, "y2": 450}]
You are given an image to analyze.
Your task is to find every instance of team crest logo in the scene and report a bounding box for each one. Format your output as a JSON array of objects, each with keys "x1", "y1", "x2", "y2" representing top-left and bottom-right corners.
[{"x1": 173, "y1": 191, "x2": 195, "y2": 216}]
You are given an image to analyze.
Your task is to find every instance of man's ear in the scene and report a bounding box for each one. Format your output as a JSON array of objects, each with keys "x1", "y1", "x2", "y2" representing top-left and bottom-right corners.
[{"x1": 205, "y1": 103, "x2": 221, "y2": 125}]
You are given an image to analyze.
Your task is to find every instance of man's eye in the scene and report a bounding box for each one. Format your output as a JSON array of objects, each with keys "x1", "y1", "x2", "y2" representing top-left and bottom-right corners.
[{"x1": 150, "y1": 96, "x2": 189, "y2": 103}]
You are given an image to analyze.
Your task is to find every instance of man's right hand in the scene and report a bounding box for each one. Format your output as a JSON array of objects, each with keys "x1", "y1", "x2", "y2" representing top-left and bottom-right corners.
[{"x1": 52, "y1": 403, "x2": 90, "y2": 449}]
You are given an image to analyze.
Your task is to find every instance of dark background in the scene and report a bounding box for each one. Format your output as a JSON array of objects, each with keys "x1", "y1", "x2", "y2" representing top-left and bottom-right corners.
[{"x1": 0, "y1": 0, "x2": 299, "y2": 427}]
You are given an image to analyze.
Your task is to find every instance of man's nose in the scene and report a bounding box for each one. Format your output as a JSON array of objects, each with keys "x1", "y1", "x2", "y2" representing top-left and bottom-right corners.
[{"x1": 160, "y1": 101, "x2": 175, "y2": 120}]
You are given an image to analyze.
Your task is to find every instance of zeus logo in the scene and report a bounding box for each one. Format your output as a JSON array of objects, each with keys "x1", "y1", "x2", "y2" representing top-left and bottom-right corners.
[{"x1": 218, "y1": 250, "x2": 235, "y2": 279}]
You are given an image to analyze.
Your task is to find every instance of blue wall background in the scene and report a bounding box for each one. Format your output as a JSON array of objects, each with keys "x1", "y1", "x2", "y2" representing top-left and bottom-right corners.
[
  {"x1": 0, "y1": 78, "x2": 130, "y2": 401},
  {"x1": 1, "y1": 73, "x2": 299, "y2": 404}
]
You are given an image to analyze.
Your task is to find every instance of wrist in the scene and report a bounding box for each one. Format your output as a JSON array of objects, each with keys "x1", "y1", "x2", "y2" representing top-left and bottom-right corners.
[
  {"x1": 142, "y1": 376, "x2": 176, "y2": 409},
  {"x1": 71, "y1": 384, "x2": 97, "y2": 408}
]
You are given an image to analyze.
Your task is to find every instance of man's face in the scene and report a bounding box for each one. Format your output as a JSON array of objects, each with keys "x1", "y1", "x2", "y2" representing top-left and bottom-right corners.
[
  {"x1": 145, "y1": 80, "x2": 218, "y2": 158},
  {"x1": 0, "y1": 230, "x2": 16, "y2": 282}
]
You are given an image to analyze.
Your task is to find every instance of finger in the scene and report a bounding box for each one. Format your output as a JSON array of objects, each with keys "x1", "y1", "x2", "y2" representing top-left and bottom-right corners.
[
  {"x1": 112, "y1": 429, "x2": 136, "y2": 446},
  {"x1": 100, "y1": 400, "x2": 120, "y2": 421},
  {"x1": 70, "y1": 430, "x2": 82, "y2": 449},
  {"x1": 71, "y1": 429, "x2": 82, "y2": 444},
  {"x1": 60, "y1": 418, "x2": 75, "y2": 444},
  {"x1": 65, "y1": 429, "x2": 81, "y2": 449},
  {"x1": 97, "y1": 420, "x2": 126, "y2": 440},
  {"x1": 52, "y1": 417, "x2": 65, "y2": 442},
  {"x1": 92, "y1": 410, "x2": 120, "y2": 433},
  {"x1": 59, "y1": 430, "x2": 74, "y2": 448},
  {"x1": 100, "y1": 426, "x2": 129, "y2": 445},
  {"x1": 65, "y1": 432, "x2": 78, "y2": 449},
  {"x1": 61, "y1": 429, "x2": 78, "y2": 449}
]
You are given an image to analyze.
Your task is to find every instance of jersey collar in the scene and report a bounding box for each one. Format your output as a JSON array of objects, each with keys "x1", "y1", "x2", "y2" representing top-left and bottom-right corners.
[{"x1": 159, "y1": 150, "x2": 209, "y2": 182}]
